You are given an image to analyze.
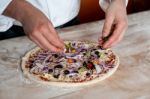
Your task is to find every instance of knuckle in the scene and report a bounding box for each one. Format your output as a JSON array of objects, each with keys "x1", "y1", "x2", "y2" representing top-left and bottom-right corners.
[
  {"x1": 30, "y1": 30, "x2": 37, "y2": 37},
  {"x1": 38, "y1": 22, "x2": 47, "y2": 31},
  {"x1": 38, "y1": 25, "x2": 44, "y2": 31}
]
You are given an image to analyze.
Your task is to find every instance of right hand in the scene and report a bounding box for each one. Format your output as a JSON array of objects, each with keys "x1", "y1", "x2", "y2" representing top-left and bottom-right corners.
[
  {"x1": 98, "y1": 0, "x2": 128, "y2": 49},
  {"x1": 3, "y1": 0, "x2": 64, "y2": 52}
]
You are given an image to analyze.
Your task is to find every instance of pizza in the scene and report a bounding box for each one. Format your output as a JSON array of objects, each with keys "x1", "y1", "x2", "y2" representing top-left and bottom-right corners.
[{"x1": 21, "y1": 41, "x2": 119, "y2": 87}]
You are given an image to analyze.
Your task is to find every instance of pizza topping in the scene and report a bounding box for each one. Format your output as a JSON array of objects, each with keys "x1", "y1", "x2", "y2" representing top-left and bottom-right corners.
[
  {"x1": 83, "y1": 61, "x2": 87, "y2": 67},
  {"x1": 94, "y1": 50, "x2": 101, "y2": 58},
  {"x1": 94, "y1": 64, "x2": 102, "y2": 74},
  {"x1": 72, "y1": 70, "x2": 79, "y2": 73},
  {"x1": 92, "y1": 59, "x2": 99, "y2": 64},
  {"x1": 79, "y1": 67, "x2": 87, "y2": 74},
  {"x1": 67, "y1": 73, "x2": 79, "y2": 79},
  {"x1": 53, "y1": 68, "x2": 61, "y2": 78},
  {"x1": 25, "y1": 41, "x2": 117, "y2": 82},
  {"x1": 95, "y1": 50, "x2": 99, "y2": 55},
  {"x1": 48, "y1": 69, "x2": 53, "y2": 73},
  {"x1": 54, "y1": 65, "x2": 63, "y2": 68},
  {"x1": 64, "y1": 70, "x2": 70, "y2": 75},
  {"x1": 42, "y1": 73, "x2": 53, "y2": 79},
  {"x1": 87, "y1": 61, "x2": 95, "y2": 69},
  {"x1": 53, "y1": 54, "x2": 58, "y2": 58},
  {"x1": 35, "y1": 63, "x2": 44, "y2": 68},
  {"x1": 86, "y1": 72, "x2": 91, "y2": 77},
  {"x1": 40, "y1": 76, "x2": 49, "y2": 81},
  {"x1": 42, "y1": 67, "x2": 48, "y2": 71},
  {"x1": 53, "y1": 74, "x2": 60, "y2": 78},
  {"x1": 67, "y1": 58, "x2": 74, "y2": 64},
  {"x1": 30, "y1": 66, "x2": 37, "y2": 73},
  {"x1": 71, "y1": 48, "x2": 77, "y2": 53},
  {"x1": 100, "y1": 53, "x2": 105, "y2": 59}
]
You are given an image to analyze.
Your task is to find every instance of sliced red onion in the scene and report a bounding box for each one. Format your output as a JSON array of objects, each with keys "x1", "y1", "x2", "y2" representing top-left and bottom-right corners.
[
  {"x1": 58, "y1": 57, "x2": 65, "y2": 62},
  {"x1": 101, "y1": 62, "x2": 112, "y2": 71},
  {"x1": 77, "y1": 47, "x2": 83, "y2": 52},
  {"x1": 38, "y1": 54, "x2": 47, "y2": 57},
  {"x1": 74, "y1": 62, "x2": 82, "y2": 68},
  {"x1": 30, "y1": 66, "x2": 38, "y2": 73},
  {"x1": 65, "y1": 53, "x2": 77, "y2": 57},
  {"x1": 68, "y1": 54, "x2": 83, "y2": 60},
  {"x1": 35, "y1": 63, "x2": 44, "y2": 68},
  {"x1": 43, "y1": 66, "x2": 49, "y2": 70},
  {"x1": 42, "y1": 55, "x2": 52, "y2": 65},
  {"x1": 69, "y1": 63, "x2": 80, "y2": 68},
  {"x1": 44, "y1": 62, "x2": 51, "y2": 66},
  {"x1": 34, "y1": 59, "x2": 42, "y2": 63}
]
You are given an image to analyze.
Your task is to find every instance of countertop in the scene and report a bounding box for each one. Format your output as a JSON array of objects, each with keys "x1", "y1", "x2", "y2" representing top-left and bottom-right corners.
[{"x1": 0, "y1": 11, "x2": 150, "y2": 99}]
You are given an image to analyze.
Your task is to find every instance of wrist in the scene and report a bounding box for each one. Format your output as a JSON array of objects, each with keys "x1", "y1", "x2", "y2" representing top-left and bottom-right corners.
[{"x1": 111, "y1": 0, "x2": 126, "y2": 5}]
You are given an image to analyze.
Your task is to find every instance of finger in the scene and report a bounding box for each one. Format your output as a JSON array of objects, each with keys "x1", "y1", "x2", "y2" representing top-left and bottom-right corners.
[
  {"x1": 102, "y1": 13, "x2": 114, "y2": 37},
  {"x1": 33, "y1": 32, "x2": 61, "y2": 52},
  {"x1": 48, "y1": 23, "x2": 64, "y2": 45},
  {"x1": 56, "y1": 36, "x2": 65, "y2": 48},
  {"x1": 59, "y1": 38, "x2": 64, "y2": 43},
  {"x1": 98, "y1": 37, "x2": 104, "y2": 46},
  {"x1": 42, "y1": 24, "x2": 64, "y2": 49},
  {"x1": 103, "y1": 22, "x2": 125, "y2": 48},
  {"x1": 29, "y1": 35, "x2": 45, "y2": 49},
  {"x1": 108, "y1": 33, "x2": 124, "y2": 48},
  {"x1": 105, "y1": 31, "x2": 124, "y2": 48},
  {"x1": 59, "y1": 38, "x2": 65, "y2": 48},
  {"x1": 42, "y1": 31, "x2": 64, "y2": 50}
]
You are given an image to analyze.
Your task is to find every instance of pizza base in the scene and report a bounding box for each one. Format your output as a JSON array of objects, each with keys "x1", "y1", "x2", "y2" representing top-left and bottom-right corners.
[{"x1": 21, "y1": 42, "x2": 119, "y2": 87}]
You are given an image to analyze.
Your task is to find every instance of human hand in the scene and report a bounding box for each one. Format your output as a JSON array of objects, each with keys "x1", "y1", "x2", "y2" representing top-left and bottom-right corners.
[
  {"x1": 3, "y1": 0, "x2": 64, "y2": 52},
  {"x1": 99, "y1": 0, "x2": 128, "y2": 48}
]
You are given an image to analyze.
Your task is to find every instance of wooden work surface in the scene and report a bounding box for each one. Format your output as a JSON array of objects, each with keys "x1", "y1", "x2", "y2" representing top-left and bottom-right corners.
[{"x1": 0, "y1": 11, "x2": 150, "y2": 99}]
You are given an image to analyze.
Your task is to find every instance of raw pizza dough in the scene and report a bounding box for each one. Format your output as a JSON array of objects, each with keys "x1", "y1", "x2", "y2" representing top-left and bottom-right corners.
[{"x1": 21, "y1": 41, "x2": 119, "y2": 87}]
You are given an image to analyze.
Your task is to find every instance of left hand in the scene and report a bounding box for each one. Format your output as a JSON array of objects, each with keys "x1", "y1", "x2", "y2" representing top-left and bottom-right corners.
[{"x1": 99, "y1": 0, "x2": 128, "y2": 48}]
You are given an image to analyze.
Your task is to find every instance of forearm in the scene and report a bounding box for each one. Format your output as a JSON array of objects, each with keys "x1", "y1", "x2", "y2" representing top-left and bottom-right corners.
[
  {"x1": 111, "y1": 0, "x2": 126, "y2": 2},
  {"x1": 111, "y1": 0, "x2": 126, "y2": 6},
  {"x1": 3, "y1": 0, "x2": 31, "y2": 23}
]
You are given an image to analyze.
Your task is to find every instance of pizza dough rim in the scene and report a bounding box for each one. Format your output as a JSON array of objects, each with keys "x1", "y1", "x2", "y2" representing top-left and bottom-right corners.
[{"x1": 21, "y1": 41, "x2": 119, "y2": 87}]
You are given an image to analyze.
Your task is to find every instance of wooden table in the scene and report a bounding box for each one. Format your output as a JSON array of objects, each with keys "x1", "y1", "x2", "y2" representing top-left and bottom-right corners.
[{"x1": 0, "y1": 11, "x2": 150, "y2": 99}]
